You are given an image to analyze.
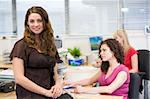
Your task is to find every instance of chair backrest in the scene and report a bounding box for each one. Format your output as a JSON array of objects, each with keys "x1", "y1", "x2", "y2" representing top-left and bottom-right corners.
[
  {"x1": 137, "y1": 49, "x2": 150, "y2": 80},
  {"x1": 128, "y1": 73, "x2": 141, "y2": 99}
]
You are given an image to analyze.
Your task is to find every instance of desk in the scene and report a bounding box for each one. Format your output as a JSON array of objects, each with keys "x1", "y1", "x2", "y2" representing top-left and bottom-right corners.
[
  {"x1": 0, "y1": 63, "x2": 14, "y2": 80},
  {"x1": 0, "y1": 65, "x2": 123, "y2": 99},
  {"x1": 0, "y1": 91, "x2": 16, "y2": 99},
  {"x1": 0, "y1": 91, "x2": 123, "y2": 99},
  {"x1": 0, "y1": 63, "x2": 12, "y2": 69},
  {"x1": 64, "y1": 66, "x2": 123, "y2": 99},
  {"x1": 71, "y1": 93, "x2": 123, "y2": 99},
  {"x1": 64, "y1": 66, "x2": 99, "y2": 82}
]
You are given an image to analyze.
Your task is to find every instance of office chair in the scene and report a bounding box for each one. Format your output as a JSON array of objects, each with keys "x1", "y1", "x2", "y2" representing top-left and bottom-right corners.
[
  {"x1": 128, "y1": 73, "x2": 141, "y2": 99},
  {"x1": 137, "y1": 49, "x2": 150, "y2": 99}
]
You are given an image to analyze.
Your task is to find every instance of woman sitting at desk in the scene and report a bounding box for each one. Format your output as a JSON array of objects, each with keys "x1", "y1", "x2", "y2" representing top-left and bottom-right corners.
[{"x1": 66, "y1": 38, "x2": 130, "y2": 99}]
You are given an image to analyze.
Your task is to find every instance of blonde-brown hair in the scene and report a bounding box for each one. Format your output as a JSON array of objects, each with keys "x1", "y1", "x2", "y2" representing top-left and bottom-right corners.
[{"x1": 113, "y1": 29, "x2": 131, "y2": 54}]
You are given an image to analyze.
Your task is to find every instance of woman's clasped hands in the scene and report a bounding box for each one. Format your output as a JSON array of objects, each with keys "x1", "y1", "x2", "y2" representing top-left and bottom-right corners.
[{"x1": 45, "y1": 84, "x2": 63, "y2": 98}]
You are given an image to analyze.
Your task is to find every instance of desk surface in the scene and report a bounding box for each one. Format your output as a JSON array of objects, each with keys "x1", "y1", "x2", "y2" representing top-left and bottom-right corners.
[
  {"x1": 0, "y1": 91, "x2": 123, "y2": 99},
  {"x1": 72, "y1": 93, "x2": 123, "y2": 99},
  {"x1": 0, "y1": 63, "x2": 12, "y2": 69},
  {"x1": 0, "y1": 65, "x2": 123, "y2": 99},
  {"x1": 0, "y1": 91, "x2": 16, "y2": 99}
]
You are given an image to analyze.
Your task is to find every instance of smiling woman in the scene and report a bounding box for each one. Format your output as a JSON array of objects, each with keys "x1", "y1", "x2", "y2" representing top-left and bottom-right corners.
[
  {"x1": 9, "y1": 6, "x2": 65, "y2": 99},
  {"x1": 27, "y1": 13, "x2": 43, "y2": 35}
]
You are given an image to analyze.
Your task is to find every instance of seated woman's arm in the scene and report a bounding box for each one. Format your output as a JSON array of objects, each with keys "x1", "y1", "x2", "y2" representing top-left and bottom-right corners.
[
  {"x1": 66, "y1": 70, "x2": 101, "y2": 86},
  {"x1": 74, "y1": 71, "x2": 127, "y2": 94}
]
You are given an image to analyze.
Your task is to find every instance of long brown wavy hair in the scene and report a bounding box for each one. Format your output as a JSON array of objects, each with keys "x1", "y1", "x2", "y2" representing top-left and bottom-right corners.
[
  {"x1": 24, "y1": 6, "x2": 57, "y2": 57},
  {"x1": 99, "y1": 38, "x2": 124, "y2": 74}
]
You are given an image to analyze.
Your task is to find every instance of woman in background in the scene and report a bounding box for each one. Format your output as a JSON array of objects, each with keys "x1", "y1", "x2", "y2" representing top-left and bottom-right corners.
[
  {"x1": 10, "y1": 6, "x2": 63, "y2": 99},
  {"x1": 66, "y1": 38, "x2": 130, "y2": 99},
  {"x1": 113, "y1": 29, "x2": 138, "y2": 73}
]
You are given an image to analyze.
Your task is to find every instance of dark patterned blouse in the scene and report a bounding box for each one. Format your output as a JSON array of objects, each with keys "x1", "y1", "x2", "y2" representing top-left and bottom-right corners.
[{"x1": 10, "y1": 38, "x2": 60, "y2": 99}]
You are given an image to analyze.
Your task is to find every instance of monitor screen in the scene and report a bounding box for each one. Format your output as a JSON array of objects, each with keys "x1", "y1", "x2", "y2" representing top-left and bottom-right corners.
[
  {"x1": 55, "y1": 39, "x2": 62, "y2": 48},
  {"x1": 89, "y1": 36, "x2": 102, "y2": 51}
]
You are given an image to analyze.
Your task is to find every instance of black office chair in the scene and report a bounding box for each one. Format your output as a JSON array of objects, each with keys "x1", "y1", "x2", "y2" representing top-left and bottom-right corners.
[
  {"x1": 128, "y1": 73, "x2": 141, "y2": 99},
  {"x1": 137, "y1": 49, "x2": 150, "y2": 99}
]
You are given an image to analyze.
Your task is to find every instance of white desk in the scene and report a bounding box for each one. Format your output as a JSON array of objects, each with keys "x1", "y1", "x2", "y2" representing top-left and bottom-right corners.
[
  {"x1": 64, "y1": 66, "x2": 123, "y2": 99},
  {"x1": 0, "y1": 65, "x2": 123, "y2": 99},
  {"x1": 0, "y1": 91, "x2": 123, "y2": 99},
  {"x1": 0, "y1": 63, "x2": 12, "y2": 69}
]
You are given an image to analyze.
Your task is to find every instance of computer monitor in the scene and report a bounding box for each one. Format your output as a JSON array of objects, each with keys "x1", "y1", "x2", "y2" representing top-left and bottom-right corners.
[
  {"x1": 54, "y1": 39, "x2": 62, "y2": 48},
  {"x1": 89, "y1": 36, "x2": 103, "y2": 52}
]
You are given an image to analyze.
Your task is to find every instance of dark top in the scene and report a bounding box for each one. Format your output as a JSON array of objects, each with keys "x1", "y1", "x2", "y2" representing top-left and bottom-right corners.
[{"x1": 10, "y1": 38, "x2": 60, "y2": 99}]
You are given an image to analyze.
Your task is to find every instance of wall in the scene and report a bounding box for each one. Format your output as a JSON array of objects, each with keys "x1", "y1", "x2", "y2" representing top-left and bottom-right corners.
[
  {"x1": 62, "y1": 34, "x2": 150, "y2": 54},
  {"x1": 0, "y1": 37, "x2": 18, "y2": 63},
  {"x1": 62, "y1": 33, "x2": 150, "y2": 64},
  {"x1": 0, "y1": 33, "x2": 149, "y2": 63},
  {"x1": 62, "y1": 35, "x2": 91, "y2": 55}
]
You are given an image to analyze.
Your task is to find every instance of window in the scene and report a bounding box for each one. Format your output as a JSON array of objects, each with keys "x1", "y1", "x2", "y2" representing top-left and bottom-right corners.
[
  {"x1": 122, "y1": 0, "x2": 150, "y2": 30},
  {"x1": 0, "y1": 0, "x2": 65, "y2": 38},
  {"x1": 68, "y1": 0, "x2": 120, "y2": 35},
  {"x1": 16, "y1": 0, "x2": 65, "y2": 38},
  {"x1": 1, "y1": 0, "x2": 149, "y2": 37},
  {"x1": 0, "y1": 0, "x2": 14, "y2": 36}
]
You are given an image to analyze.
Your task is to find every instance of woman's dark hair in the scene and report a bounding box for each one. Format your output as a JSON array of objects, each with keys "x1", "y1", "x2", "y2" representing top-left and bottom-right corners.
[
  {"x1": 99, "y1": 38, "x2": 124, "y2": 74},
  {"x1": 24, "y1": 6, "x2": 57, "y2": 57}
]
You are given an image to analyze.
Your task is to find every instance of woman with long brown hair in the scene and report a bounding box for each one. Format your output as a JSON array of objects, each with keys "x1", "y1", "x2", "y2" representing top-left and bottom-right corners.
[
  {"x1": 10, "y1": 6, "x2": 63, "y2": 99},
  {"x1": 65, "y1": 39, "x2": 130, "y2": 99}
]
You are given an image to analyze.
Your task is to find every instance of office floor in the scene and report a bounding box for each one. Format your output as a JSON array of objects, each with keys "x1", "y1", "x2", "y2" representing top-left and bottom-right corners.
[{"x1": 139, "y1": 81, "x2": 150, "y2": 99}]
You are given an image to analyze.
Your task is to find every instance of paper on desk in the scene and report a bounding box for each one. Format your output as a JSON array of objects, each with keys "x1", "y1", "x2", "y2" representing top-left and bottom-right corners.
[
  {"x1": 0, "y1": 69, "x2": 14, "y2": 76},
  {"x1": 74, "y1": 93, "x2": 100, "y2": 99},
  {"x1": 0, "y1": 69, "x2": 14, "y2": 79},
  {"x1": 65, "y1": 66, "x2": 99, "y2": 83}
]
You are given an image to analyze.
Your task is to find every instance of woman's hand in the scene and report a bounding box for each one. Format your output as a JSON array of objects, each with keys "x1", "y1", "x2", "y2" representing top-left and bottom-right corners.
[
  {"x1": 64, "y1": 80, "x2": 80, "y2": 87},
  {"x1": 51, "y1": 84, "x2": 63, "y2": 98},
  {"x1": 73, "y1": 86, "x2": 85, "y2": 93},
  {"x1": 92, "y1": 58, "x2": 102, "y2": 68},
  {"x1": 44, "y1": 89, "x2": 53, "y2": 97}
]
